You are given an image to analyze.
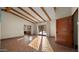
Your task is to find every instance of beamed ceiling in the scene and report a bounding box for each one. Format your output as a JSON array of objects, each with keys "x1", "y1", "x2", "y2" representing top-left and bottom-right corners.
[{"x1": 1, "y1": 7, "x2": 55, "y2": 24}]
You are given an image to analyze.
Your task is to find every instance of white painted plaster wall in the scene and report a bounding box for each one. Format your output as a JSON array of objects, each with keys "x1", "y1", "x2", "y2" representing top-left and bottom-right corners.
[{"x1": 1, "y1": 11, "x2": 34, "y2": 39}]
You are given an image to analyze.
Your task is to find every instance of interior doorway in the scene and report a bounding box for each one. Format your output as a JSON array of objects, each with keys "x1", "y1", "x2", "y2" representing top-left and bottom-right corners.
[
  {"x1": 38, "y1": 25, "x2": 47, "y2": 36},
  {"x1": 24, "y1": 25, "x2": 31, "y2": 35}
]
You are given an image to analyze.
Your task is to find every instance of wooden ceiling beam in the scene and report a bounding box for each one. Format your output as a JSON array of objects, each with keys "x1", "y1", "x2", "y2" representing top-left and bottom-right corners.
[
  {"x1": 5, "y1": 7, "x2": 12, "y2": 12},
  {"x1": 18, "y1": 7, "x2": 41, "y2": 22},
  {"x1": 10, "y1": 8, "x2": 37, "y2": 23},
  {"x1": 1, "y1": 9, "x2": 35, "y2": 24},
  {"x1": 29, "y1": 7, "x2": 46, "y2": 22},
  {"x1": 41, "y1": 7, "x2": 51, "y2": 21}
]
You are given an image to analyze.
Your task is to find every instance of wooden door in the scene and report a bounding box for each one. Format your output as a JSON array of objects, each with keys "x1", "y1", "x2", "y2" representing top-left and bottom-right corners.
[{"x1": 56, "y1": 16, "x2": 73, "y2": 48}]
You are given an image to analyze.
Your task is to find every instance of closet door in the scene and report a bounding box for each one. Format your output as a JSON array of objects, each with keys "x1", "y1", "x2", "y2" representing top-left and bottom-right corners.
[{"x1": 56, "y1": 16, "x2": 73, "y2": 48}]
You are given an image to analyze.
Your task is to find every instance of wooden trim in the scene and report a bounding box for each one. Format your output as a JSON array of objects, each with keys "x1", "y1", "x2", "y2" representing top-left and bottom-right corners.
[
  {"x1": 11, "y1": 8, "x2": 37, "y2": 23},
  {"x1": 29, "y1": 7, "x2": 46, "y2": 22},
  {"x1": 1, "y1": 9, "x2": 35, "y2": 24},
  {"x1": 18, "y1": 7, "x2": 41, "y2": 22},
  {"x1": 1, "y1": 36, "x2": 24, "y2": 41},
  {"x1": 5, "y1": 7, "x2": 11, "y2": 12},
  {"x1": 41, "y1": 7, "x2": 51, "y2": 21}
]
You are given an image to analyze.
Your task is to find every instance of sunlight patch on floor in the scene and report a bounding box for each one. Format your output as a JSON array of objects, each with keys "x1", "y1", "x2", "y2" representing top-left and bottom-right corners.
[
  {"x1": 42, "y1": 36, "x2": 54, "y2": 52},
  {"x1": 28, "y1": 36, "x2": 41, "y2": 50},
  {"x1": 28, "y1": 35, "x2": 54, "y2": 52}
]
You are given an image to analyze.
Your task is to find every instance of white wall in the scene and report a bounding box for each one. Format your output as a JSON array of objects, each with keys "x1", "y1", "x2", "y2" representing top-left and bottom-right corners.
[
  {"x1": 43, "y1": 8, "x2": 56, "y2": 40},
  {"x1": 44, "y1": 8, "x2": 56, "y2": 37},
  {"x1": 1, "y1": 11, "x2": 34, "y2": 39},
  {"x1": 56, "y1": 7, "x2": 72, "y2": 19},
  {"x1": 50, "y1": 19, "x2": 56, "y2": 37},
  {"x1": 33, "y1": 24, "x2": 37, "y2": 35}
]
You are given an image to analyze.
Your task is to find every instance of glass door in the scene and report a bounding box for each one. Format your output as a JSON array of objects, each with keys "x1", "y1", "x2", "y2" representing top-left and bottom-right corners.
[{"x1": 38, "y1": 25, "x2": 47, "y2": 36}]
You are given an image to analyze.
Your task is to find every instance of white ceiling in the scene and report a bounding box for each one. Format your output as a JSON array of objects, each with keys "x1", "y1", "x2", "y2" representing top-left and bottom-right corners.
[
  {"x1": 1, "y1": 7, "x2": 72, "y2": 23},
  {"x1": 55, "y1": 7, "x2": 72, "y2": 19},
  {"x1": 7, "y1": 7, "x2": 55, "y2": 23}
]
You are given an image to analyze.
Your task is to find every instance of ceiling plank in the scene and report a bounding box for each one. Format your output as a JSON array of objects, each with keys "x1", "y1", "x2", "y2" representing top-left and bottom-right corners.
[
  {"x1": 11, "y1": 8, "x2": 37, "y2": 23},
  {"x1": 29, "y1": 7, "x2": 46, "y2": 22},
  {"x1": 1, "y1": 9, "x2": 35, "y2": 24},
  {"x1": 41, "y1": 7, "x2": 51, "y2": 21},
  {"x1": 18, "y1": 7, "x2": 41, "y2": 22}
]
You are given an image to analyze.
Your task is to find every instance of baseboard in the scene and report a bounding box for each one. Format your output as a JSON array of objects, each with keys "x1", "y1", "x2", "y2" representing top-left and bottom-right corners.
[{"x1": 1, "y1": 36, "x2": 24, "y2": 41}]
